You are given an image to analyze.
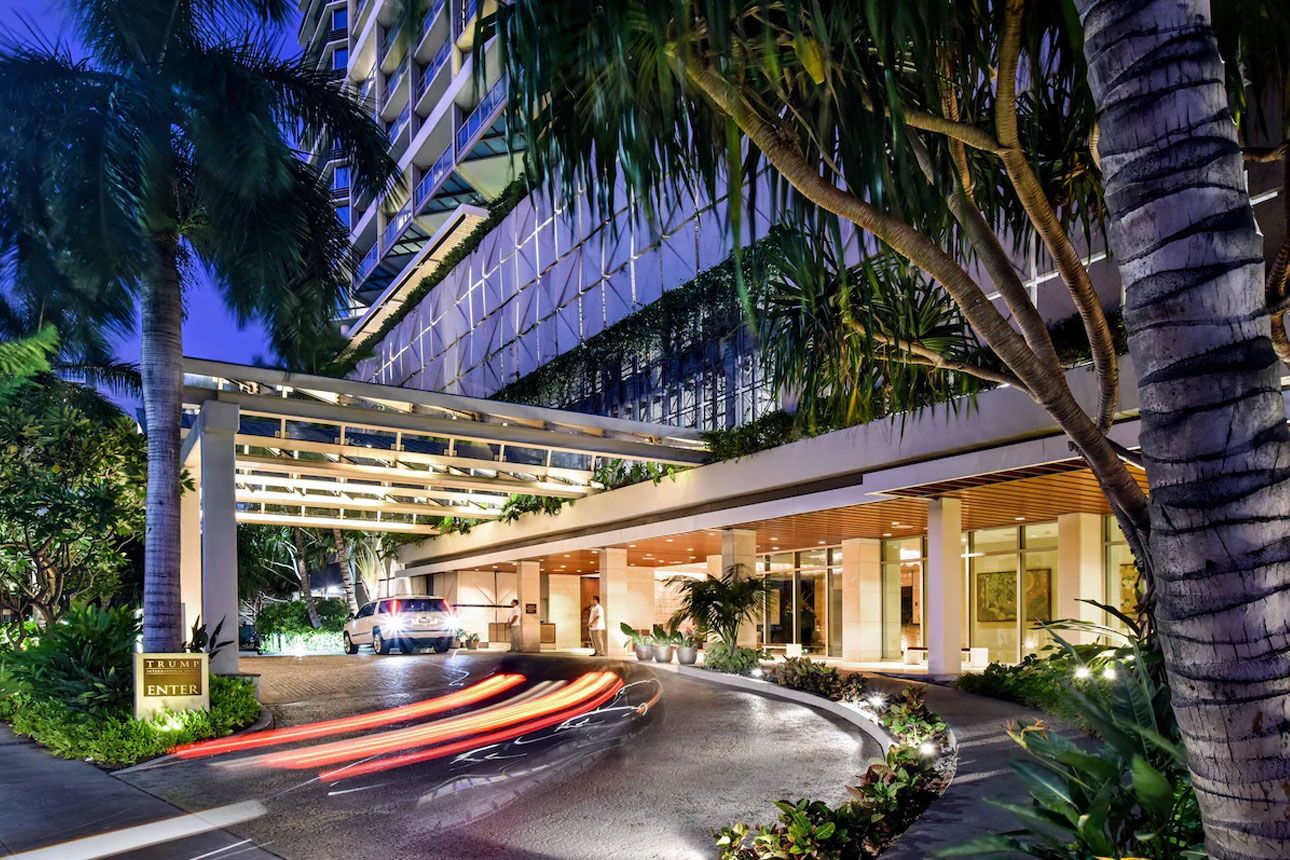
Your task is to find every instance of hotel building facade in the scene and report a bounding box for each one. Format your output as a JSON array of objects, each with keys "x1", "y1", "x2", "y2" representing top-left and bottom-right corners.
[{"x1": 292, "y1": 0, "x2": 1289, "y2": 675}]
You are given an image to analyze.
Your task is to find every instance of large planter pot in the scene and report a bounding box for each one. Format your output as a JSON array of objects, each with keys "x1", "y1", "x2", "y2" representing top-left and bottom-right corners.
[
  {"x1": 654, "y1": 645, "x2": 676, "y2": 663},
  {"x1": 676, "y1": 645, "x2": 698, "y2": 665},
  {"x1": 466, "y1": 640, "x2": 479, "y2": 650},
  {"x1": 634, "y1": 643, "x2": 655, "y2": 661}
]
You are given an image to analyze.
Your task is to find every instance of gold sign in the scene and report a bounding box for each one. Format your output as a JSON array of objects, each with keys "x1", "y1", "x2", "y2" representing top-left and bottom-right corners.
[{"x1": 134, "y1": 652, "x2": 209, "y2": 720}]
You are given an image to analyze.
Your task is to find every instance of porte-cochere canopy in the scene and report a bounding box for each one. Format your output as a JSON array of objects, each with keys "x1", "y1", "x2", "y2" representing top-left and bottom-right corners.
[{"x1": 182, "y1": 358, "x2": 709, "y2": 536}]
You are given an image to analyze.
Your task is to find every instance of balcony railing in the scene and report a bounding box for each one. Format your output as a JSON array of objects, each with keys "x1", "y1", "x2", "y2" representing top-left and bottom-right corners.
[
  {"x1": 459, "y1": 0, "x2": 478, "y2": 33},
  {"x1": 325, "y1": 26, "x2": 347, "y2": 43},
  {"x1": 415, "y1": 39, "x2": 451, "y2": 102},
  {"x1": 415, "y1": 146, "x2": 455, "y2": 209},
  {"x1": 386, "y1": 102, "x2": 411, "y2": 140},
  {"x1": 455, "y1": 78, "x2": 506, "y2": 156},
  {"x1": 355, "y1": 243, "x2": 380, "y2": 282},
  {"x1": 384, "y1": 58, "x2": 409, "y2": 105},
  {"x1": 423, "y1": 0, "x2": 446, "y2": 38},
  {"x1": 381, "y1": 23, "x2": 401, "y2": 61},
  {"x1": 381, "y1": 205, "x2": 413, "y2": 251}
]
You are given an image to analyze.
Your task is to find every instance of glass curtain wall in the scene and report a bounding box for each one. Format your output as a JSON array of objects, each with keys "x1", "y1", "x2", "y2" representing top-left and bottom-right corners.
[
  {"x1": 1104, "y1": 516, "x2": 1136, "y2": 628},
  {"x1": 968, "y1": 521, "x2": 1058, "y2": 664},
  {"x1": 757, "y1": 547, "x2": 841, "y2": 655}
]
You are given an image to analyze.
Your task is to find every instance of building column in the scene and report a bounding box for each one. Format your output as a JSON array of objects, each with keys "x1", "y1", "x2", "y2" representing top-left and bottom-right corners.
[
  {"x1": 198, "y1": 401, "x2": 240, "y2": 675},
  {"x1": 516, "y1": 561, "x2": 542, "y2": 652},
  {"x1": 179, "y1": 449, "x2": 202, "y2": 636},
  {"x1": 705, "y1": 554, "x2": 723, "y2": 578},
  {"x1": 721, "y1": 529, "x2": 758, "y2": 647},
  {"x1": 841, "y1": 538, "x2": 881, "y2": 661},
  {"x1": 1058, "y1": 512, "x2": 1104, "y2": 643},
  {"x1": 600, "y1": 548, "x2": 653, "y2": 654},
  {"x1": 926, "y1": 497, "x2": 963, "y2": 678},
  {"x1": 542, "y1": 572, "x2": 581, "y2": 649}
]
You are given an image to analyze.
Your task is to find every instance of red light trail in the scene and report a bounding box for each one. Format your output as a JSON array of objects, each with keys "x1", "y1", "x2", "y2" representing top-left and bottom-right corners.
[
  {"x1": 319, "y1": 676, "x2": 624, "y2": 781},
  {"x1": 259, "y1": 672, "x2": 621, "y2": 771},
  {"x1": 172, "y1": 673, "x2": 526, "y2": 759}
]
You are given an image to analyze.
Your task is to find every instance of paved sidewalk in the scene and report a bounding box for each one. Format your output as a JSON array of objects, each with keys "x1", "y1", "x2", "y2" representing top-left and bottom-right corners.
[
  {"x1": 0, "y1": 725, "x2": 277, "y2": 859},
  {"x1": 870, "y1": 677, "x2": 1058, "y2": 858}
]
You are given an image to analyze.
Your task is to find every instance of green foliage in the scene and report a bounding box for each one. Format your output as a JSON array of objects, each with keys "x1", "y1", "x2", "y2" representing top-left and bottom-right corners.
[
  {"x1": 703, "y1": 642, "x2": 764, "y2": 675},
  {"x1": 1, "y1": 604, "x2": 139, "y2": 714},
  {"x1": 498, "y1": 493, "x2": 569, "y2": 524},
  {"x1": 254, "y1": 598, "x2": 350, "y2": 636},
  {"x1": 702, "y1": 410, "x2": 803, "y2": 462},
  {"x1": 667, "y1": 566, "x2": 770, "y2": 650},
  {"x1": 185, "y1": 616, "x2": 234, "y2": 662},
  {"x1": 956, "y1": 648, "x2": 1108, "y2": 732},
  {"x1": 0, "y1": 325, "x2": 58, "y2": 401},
  {"x1": 765, "y1": 657, "x2": 843, "y2": 700},
  {"x1": 878, "y1": 686, "x2": 948, "y2": 747},
  {"x1": 0, "y1": 675, "x2": 260, "y2": 769},
  {"x1": 340, "y1": 176, "x2": 532, "y2": 372},
  {"x1": 937, "y1": 619, "x2": 1203, "y2": 859},
  {"x1": 619, "y1": 621, "x2": 652, "y2": 648},
  {"x1": 717, "y1": 691, "x2": 951, "y2": 859},
  {"x1": 0, "y1": 380, "x2": 145, "y2": 622}
]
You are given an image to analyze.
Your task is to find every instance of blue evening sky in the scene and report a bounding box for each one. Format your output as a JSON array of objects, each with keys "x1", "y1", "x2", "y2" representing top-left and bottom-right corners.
[{"x1": 1, "y1": 0, "x2": 305, "y2": 394}]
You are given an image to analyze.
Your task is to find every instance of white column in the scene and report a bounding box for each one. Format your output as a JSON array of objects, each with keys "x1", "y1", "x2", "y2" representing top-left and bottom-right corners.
[
  {"x1": 179, "y1": 447, "x2": 202, "y2": 636},
  {"x1": 841, "y1": 538, "x2": 881, "y2": 660},
  {"x1": 198, "y1": 401, "x2": 240, "y2": 675},
  {"x1": 705, "y1": 554, "x2": 723, "y2": 578},
  {"x1": 721, "y1": 529, "x2": 758, "y2": 646},
  {"x1": 516, "y1": 561, "x2": 541, "y2": 652},
  {"x1": 600, "y1": 548, "x2": 653, "y2": 653},
  {"x1": 1058, "y1": 512, "x2": 1104, "y2": 642},
  {"x1": 543, "y1": 573, "x2": 581, "y2": 649},
  {"x1": 926, "y1": 497, "x2": 963, "y2": 678}
]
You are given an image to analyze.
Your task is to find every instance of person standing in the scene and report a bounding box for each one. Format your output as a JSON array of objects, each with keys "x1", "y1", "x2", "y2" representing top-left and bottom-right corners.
[
  {"x1": 507, "y1": 598, "x2": 522, "y2": 652},
  {"x1": 587, "y1": 595, "x2": 606, "y2": 656}
]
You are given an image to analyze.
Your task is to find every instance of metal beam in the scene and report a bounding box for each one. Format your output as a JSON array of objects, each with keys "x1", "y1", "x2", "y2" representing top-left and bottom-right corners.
[
  {"x1": 233, "y1": 471, "x2": 509, "y2": 508},
  {"x1": 234, "y1": 490, "x2": 500, "y2": 520},
  {"x1": 236, "y1": 511, "x2": 440, "y2": 535}
]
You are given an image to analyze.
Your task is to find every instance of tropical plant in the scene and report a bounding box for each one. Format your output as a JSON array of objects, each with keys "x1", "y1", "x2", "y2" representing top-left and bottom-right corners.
[
  {"x1": 652, "y1": 619, "x2": 684, "y2": 648},
  {"x1": 667, "y1": 565, "x2": 770, "y2": 649},
  {"x1": 765, "y1": 656, "x2": 843, "y2": 700},
  {"x1": 487, "y1": 2, "x2": 1290, "y2": 850},
  {"x1": 0, "y1": 604, "x2": 139, "y2": 714},
  {"x1": 878, "y1": 687, "x2": 948, "y2": 748},
  {"x1": 702, "y1": 642, "x2": 764, "y2": 676},
  {"x1": 618, "y1": 621, "x2": 653, "y2": 649},
  {"x1": 0, "y1": 379, "x2": 145, "y2": 625},
  {"x1": 184, "y1": 615, "x2": 234, "y2": 662},
  {"x1": 0, "y1": 0, "x2": 398, "y2": 654},
  {"x1": 255, "y1": 597, "x2": 349, "y2": 636},
  {"x1": 937, "y1": 621, "x2": 1202, "y2": 859}
]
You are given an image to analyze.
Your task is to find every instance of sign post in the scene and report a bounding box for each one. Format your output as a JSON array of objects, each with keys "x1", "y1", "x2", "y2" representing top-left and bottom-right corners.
[{"x1": 134, "y1": 653, "x2": 209, "y2": 720}]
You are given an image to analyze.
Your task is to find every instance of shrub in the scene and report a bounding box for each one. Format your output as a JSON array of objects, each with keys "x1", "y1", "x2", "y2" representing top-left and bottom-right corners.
[
  {"x1": 0, "y1": 675, "x2": 260, "y2": 769},
  {"x1": 765, "y1": 657, "x2": 843, "y2": 699},
  {"x1": 254, "y1": 597, "x2": 349, "y2": 636},
  {"x1": 878, "y1": 686, "x2": 948, "y2": 746},
  {"x1": 704, "y1": 642, "x2": 764, "y2": 675},
  {"x1": 1, "y1": 604, "x2": 138, "y2": 713},
  {"x1": 955, "y1": 644, "x2": 1115, "y2": 732}
]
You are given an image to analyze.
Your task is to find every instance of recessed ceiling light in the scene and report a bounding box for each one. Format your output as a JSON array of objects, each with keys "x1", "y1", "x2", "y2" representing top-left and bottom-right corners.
[
  {"x1": 564, "y1": 554, "x2": 571, "y2": 558},
  {"x1": 665, "y1": 538, "x2": 673, "y2": 543},
  {"x1": 771, "y1": 545, "x2": 780, "y2": 550},
  {"x1": 817, "y1": 540, "x2": 826, "y2": 544},
  {"x1": 882, "y1": 533, "x2": 892, "y2": 538},
  {"x1": 686, "y1": 547, "x2": 694, "y2": 551},
  {"x1": 628, "y1": 544, "x2": 636, "y2": 548},
  {"x1": 1014, "y1": 516, "x2": 1025, "y2": 521}
]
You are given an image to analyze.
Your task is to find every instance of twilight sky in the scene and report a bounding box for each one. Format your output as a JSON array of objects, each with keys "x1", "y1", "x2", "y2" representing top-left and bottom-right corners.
[{"x1": 1, "y1": 0, "x2": 305, "y2": 392}]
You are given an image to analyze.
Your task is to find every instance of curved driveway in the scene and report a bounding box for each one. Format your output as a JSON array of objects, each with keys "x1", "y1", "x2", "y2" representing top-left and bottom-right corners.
[{"x1": 121, "y1": 652, "x2": 879, "y2": 860}]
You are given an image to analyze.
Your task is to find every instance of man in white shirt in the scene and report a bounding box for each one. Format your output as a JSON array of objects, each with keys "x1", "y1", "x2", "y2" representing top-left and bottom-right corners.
[
  {"x1": 587, "y1": 595, "x2": 606, "y2": 656},
  {"x1": 507, "y1": 599, "x2": 522, "y2": 652}
]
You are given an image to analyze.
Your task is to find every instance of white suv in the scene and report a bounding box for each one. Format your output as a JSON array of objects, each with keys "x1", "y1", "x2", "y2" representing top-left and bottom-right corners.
[{"x1": 344, "y1": 596, "x2": 456, "y2": 655}]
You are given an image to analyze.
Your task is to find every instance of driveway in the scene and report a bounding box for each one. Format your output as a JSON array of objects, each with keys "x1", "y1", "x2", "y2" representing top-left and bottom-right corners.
[{"x1": 118, "y1": 652, "x2": 878, "y2": 859}]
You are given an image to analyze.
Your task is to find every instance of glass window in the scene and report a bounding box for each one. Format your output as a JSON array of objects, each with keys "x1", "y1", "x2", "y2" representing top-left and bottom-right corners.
[
  {"x1": 1021, "y1": 548, "x2": 1057, "y2": 654},
  {"x1": 797, "y1": 565, "x2": 826, "y2": 652},
  {"x1": 1104, "y1": 517, "x2": 1137, "y2": 626},
  {"x1": 971, "y1": 543, "x2": 1019, "y2": 664},
  {"x1": 336, "y1": 204, "x2": 351, "y2": 228},
  {"x1": 973, "y1": 526, "x2": 1018, "y2": 554},
  {"x1": 357, "y1": 603, "x2": 375, "y2": 618},
  {"x1": 332, "y1": 47, "x2": 349, "y2": 69},
  {"x1": 881, "y1": 536, "x2": 924, "y2": 658},
  {"x1": 331, "y1": 165, "x2": 351, "y2": 190},
  {"x1": 967, "y1": 522, "x2": 1059, "y2": 664},
  {"x1": 828, "y1": 548, "x2": 842, "y2": 657},
  {"x1": 764, "y1": 553, "x2": 794, "y2": 646},
  {"x1": 331, "y1": 7, "x2": 348, "y2": 29},
  {"x1": 395, "y1": 598, "x2": 449, "y2": 613},
  {"x1": 1022, "y1": 521, "x2": 1058, "y2": 550}
]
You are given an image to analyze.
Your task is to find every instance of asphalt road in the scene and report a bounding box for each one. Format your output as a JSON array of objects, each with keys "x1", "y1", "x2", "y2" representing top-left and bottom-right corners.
[{"x1": 119, "y1": 652, "x2": 878, "y2": 859}]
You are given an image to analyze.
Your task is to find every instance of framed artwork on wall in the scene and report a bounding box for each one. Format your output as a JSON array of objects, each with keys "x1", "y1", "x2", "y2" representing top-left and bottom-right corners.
[
  {"x1": 976, "y1": 571, "x2": 1017, "y2": 622},
  {"x1": 1023, "y1": 568, "x2": 1053, "y2": 623}
]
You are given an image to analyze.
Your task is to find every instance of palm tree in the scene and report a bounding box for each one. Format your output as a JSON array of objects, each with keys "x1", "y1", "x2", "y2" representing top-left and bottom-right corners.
[
  {"x1": 0, "y1": 0, "x2": 396, "y2": 652},
  {"x1": 666, "y1": 565, "x2": 769, "y2": 650},
  {"x1": 489, "y1": 2, "x2": 1290, "y2": 851}
]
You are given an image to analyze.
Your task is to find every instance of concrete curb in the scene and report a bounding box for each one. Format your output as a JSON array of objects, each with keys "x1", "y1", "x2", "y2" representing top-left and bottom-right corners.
[
  {"x1": 115, "y1": 705, "x2": 274, "y2": 775},
  {"x1": 674, "y1": 664, "x2": 895, "y2": 755}
]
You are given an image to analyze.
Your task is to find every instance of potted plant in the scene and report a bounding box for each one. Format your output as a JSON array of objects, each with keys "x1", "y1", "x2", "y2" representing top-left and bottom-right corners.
[
  {"x1": 620, "y1": 622, "x2": 654, "y2": 661},
  {"x1": 465, "y1": 632, "x2": 481, "y2": 650},
  {"x1": 676, "y1": 630, "x2": 700, "y2": 665},
  {"x1": 652, "y1": 622, "x2": 680, "y2": 663},
  {"x1": 453, "y1": 627, "x2": 468, "y2": 648}
]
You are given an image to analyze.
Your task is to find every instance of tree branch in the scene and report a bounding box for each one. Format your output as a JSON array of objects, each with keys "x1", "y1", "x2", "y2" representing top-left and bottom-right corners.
[
  {"x1": 681, "y1": 52, "x2": 1150, "y2": 531},
  {"x1": 1245, "y1": 142, "x2": 1288, "y2": 164},
  {"x1": 993, "y1": 0, "x2": 1119, "y2": 432},
  {"x1": 841, "y1": 314, "x2": 1026, "y2": 389}
]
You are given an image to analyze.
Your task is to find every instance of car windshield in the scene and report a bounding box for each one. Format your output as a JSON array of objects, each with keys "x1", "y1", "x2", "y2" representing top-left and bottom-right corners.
[{"x1": 393, "y1": 598, "x2": 448, "y2": 613}]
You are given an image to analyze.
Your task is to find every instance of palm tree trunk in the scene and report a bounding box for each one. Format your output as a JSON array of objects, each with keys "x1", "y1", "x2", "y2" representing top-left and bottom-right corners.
[
  {"x1": 1078, "y1": 1, "x2": 1290, "y2": 856},
  {"x1": 141, "y1": 232, "x2": 185, "y2": 653},
  {"x1": 292, "y1": 527, "x2": 321, "y2": 628},
  {"x1": 332, "y1": 528, "x2": 357, "y2": 614}
]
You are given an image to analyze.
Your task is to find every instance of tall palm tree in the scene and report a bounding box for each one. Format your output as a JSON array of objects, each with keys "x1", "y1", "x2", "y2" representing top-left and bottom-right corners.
[{"x1": 0, "y1": 0, "x2": 396, "y2": 652}]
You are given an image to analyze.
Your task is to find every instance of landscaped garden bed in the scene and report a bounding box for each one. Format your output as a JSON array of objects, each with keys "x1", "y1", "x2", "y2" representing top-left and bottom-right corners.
[{"x1": 0, "y1": 605, "x2": 262, "y2": 769}]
